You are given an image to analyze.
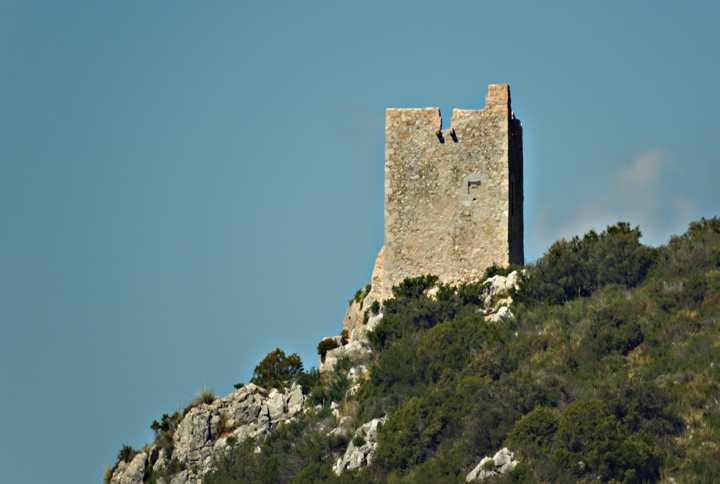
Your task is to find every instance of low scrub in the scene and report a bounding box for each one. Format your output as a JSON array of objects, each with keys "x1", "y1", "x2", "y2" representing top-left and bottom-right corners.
[{"x1": 126, "y1": 217, "x2": 720, "y2": 483}]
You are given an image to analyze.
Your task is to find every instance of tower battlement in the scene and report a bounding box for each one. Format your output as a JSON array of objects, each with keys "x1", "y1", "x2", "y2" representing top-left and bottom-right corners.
[{"x1": 380, "y1": 84, "x2": 524, "y2": 299}]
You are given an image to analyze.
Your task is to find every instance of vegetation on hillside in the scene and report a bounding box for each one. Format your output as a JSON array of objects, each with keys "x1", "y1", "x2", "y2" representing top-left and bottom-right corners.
[{"x1": 124, "y1": 217, "x2": 720, "y2": 484}]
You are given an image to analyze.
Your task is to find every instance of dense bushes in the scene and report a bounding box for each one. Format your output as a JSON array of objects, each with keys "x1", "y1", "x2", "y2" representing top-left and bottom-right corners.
[
  {"x1": 517, "y1": 222, "x2": 658, "y2": 305},
  {"x1": 552, "y1": 400, "x2": 660, "y2": 483},
  {"x1": 199, "y1": 218, "x2": 720, "y2": 484}
]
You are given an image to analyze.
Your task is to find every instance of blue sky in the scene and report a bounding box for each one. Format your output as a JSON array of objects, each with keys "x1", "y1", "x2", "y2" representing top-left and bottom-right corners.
[{"x1": 1, "y1": 2, "x2": 719, "y2": 482}]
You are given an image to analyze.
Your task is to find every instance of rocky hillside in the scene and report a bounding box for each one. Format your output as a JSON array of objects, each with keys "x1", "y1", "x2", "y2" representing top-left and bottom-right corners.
[{"x1": 106, "y1": 218, "x2": 720, "y2": 484}]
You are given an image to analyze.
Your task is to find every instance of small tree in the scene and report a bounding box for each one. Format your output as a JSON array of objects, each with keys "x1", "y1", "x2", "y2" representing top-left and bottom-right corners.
[
  {"x1": 250, "y1": 348, "x2": 303, "y2": 390},
  {"x1": 317, "y1": 338, "x2": 340, "y2": 363}
]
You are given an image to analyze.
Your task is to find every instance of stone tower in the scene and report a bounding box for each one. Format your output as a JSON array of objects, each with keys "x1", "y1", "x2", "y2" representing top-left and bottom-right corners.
[{"x1": 380, "y1": 84, "x2": 523, "y2": 299}]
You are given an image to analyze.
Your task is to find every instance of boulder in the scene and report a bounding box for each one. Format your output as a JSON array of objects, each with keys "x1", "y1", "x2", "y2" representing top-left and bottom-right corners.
[
  {"x1": 109, "y1": 452, "x2": 147, "y2": 484},
  {"x1": 483, "y1": 271, "x2": 520, "y2": 309},
  {"x1": 285, "y1": 383, "x2": 304, "y2": 415},
  {"x1": 348, "y1": 365, "x2": 368, "y2": 383},
  {"x1": 267, "y1": 389, "x2": 287, "y2": 422},
  {"x1": 329, "y1": 415, "x2": 355, "y2": 437},
  {"x1": 333, "y1": 416, "x2": 387, "y2": 475},
  {"x1": 466, "y1": 448, "x2": 518, "y2": 481},
  {"x1": 487, "y1": 306, "x2": 514, "y2": 323},
  {"x1": 321, "y1": 340, "x2": 373, "y2": 373}
]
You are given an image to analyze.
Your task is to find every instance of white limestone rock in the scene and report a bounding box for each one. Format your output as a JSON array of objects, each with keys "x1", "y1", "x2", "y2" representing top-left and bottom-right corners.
[
  {"x1": 348, "y1": 365, "x2": 368, "y2": 383},
  {"x1": 109, "y1": 382, "x2": 308, "y2": 484},
  {"x1": 342, "y1": 248, "x2": 387, "y2": 342},
  {"x1": 333, "y1": 416, "x2": 387, "y2": 475},
  {"x1": 483, "y1": 271, "x2": 520, "y2": 309},
  {"x1": 286, "y1": 383, "x2": 305, "y2": 416},
  {"x1": 329, "y1": 416, "x2": 355, "y2": 437},
  {"x1": 108, "y1": 452, "x2": 147, "y2": 484},
  {"x1": 267, "y1": 389, "x2": 286, "y2": 422},
  {"x1": 174, "y1": 406, "x2": 216, "y2": 471},
  {"x1": 167, "y1": 470, "x2": 200, "y2": 484},
  {"x1": 321, "y1": 340, "x2": 373, "y2": 373},
  {"x1": 365, "y1": 312, "x2": 383, "y2": 332},
  {"x1": 487, "y1": 306, "x2": 514, "y2": 323},
  {"x1": 466, "y1": 448, "x2": 518, "y2": 481},
  {"x1": 166, "y1": 382, "x2": 306, "y2": 478}
]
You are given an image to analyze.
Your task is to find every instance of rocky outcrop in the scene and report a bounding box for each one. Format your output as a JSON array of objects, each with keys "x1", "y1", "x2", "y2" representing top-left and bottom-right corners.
[
  {"x1": 108, "y1": 383, "x2": 306, "y2": 484},
  {"x1": 475, "y1": 271, "x2": 519, "y2": 322},
  {"x1": 367, "y1": 247, "x2": 385, "y2": 304},
  {"x1": 343, "y1": 299, "x2": 366, "y2": 343},
  {"x1": 162, "y1": 470, "x2": 196, "y2": 484},
  {"x1": 342, "y1": 248, "x2": 385, "y2": 343},
  {"x1": 487, "y1": 305, "x2": 514, "y2": 322},
  {"x1": 483, "y1": 271, "x2": 519, "y2": 308},
  {"x1": 333, "y1": 416, "x2": 387, "y2": 475},
  {"x1": 173, "y1": 405, "x2": 219, "y2": 473},
  {"x1": 108, "y1": 452, "x2": 147, "y2": 484},
  {"x1": 182, "y1": 383, "x2": 304, "y2": 475},
  {"x1": 320, "y1": 340, "x2": 374, "y2": 373},
  {"x1": 466, "y1": 448, "x2": 518, "y2": 481}
]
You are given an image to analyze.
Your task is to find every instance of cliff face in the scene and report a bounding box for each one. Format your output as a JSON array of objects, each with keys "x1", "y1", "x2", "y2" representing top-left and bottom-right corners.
[{"x1": 107, "y1": 383, "x2": 305, "y2": 484}]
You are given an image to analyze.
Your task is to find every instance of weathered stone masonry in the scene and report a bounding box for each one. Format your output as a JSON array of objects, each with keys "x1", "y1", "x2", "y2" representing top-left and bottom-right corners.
[{"x1": 379, "y1": 84, "x2": 523, "y2": 299}]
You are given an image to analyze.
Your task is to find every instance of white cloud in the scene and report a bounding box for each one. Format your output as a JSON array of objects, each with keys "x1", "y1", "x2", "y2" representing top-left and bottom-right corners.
[{"x1": 529, "y1": 147, "x2": 697, "y2": 257}]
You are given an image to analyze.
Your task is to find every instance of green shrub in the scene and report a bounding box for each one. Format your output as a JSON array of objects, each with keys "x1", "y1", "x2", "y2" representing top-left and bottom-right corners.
[
  {"x1": 507, "y1": 407, "x2": 558, "y2": 451},
  {"x1": 103, "y1": 465, "x2": 114, "y2": 484},
  {"x1": 296, "y1": 367, "x2": 321, "y2": 395},
  {"x1": 481, "y1": 459, "x2": 495, "y2": 471},
  {"x1": 191, "y1": 385, "x2": 216, "y2": 406},
  {"x1": 145, "y1": 464, "x2": 157, "y2": 484},
  {"x1": 151, "y1": 411, "x2": 182, "y2": 437},
  {"x1": 483, "y1": 262, "x2": 523, "y2": 280},
  {"x1": 317, "y1": 339, "x2": 340, "y2": 363},
  {"x1": 587, "y1": 302, "x2": 644, "y2": 357},
  {"x1": 552, "y1": 400, "x2": 660, "y2": 483},
  {"x1": 291, "y1": 461, "x2": 333, "y2": 483},
  {"x1": 516, "y1": 223, "x2": 658, "y2": 305},
  {"x1": 350, "y1": 283, "x2": 372, "y2": 307},
  {"x1": 164, "y1": 458, "x2": 186, "y2": 476},
  {"x1": 250, "y1": 348, "x2": 304, "y2": 390},
  {"x1": 118, "y1": 444, "x2": 136, "y2": 464},
  {"x1": 518, "y1": 236, "x2": 595, "y2": 304},
  {"x1": 363, "y1": 299, "x2": 382, "y2": 324},
  {"x1": 509, "y1": 462, "x2": 532, "y2": 483}
]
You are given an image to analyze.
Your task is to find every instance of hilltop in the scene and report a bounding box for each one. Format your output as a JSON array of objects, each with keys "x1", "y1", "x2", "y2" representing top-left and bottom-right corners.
[{"x1": 106, "y1": 217, "x2": 720, "y2": 484}]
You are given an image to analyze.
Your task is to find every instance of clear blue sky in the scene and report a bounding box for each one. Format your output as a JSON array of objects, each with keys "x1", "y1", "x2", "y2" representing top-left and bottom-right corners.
[{"x1": 1, "y1": 2, "x2": 718, "y2": 482}]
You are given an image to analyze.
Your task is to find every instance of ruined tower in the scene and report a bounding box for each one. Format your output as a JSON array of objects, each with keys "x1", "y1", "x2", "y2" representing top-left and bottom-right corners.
[{"x1": 380, "y1": 84, "x2": 523, "y2": 299}]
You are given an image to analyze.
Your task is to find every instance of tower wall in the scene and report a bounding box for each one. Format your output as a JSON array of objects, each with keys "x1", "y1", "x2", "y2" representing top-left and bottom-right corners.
[{"x1": 382, "y1": 84, "x2": 523, "y2": 298}]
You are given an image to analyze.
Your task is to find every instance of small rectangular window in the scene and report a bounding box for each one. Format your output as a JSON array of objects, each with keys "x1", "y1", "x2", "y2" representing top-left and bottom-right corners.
[{"x1": 468, "y1": 181, "x2": 482, "y2": 196}]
